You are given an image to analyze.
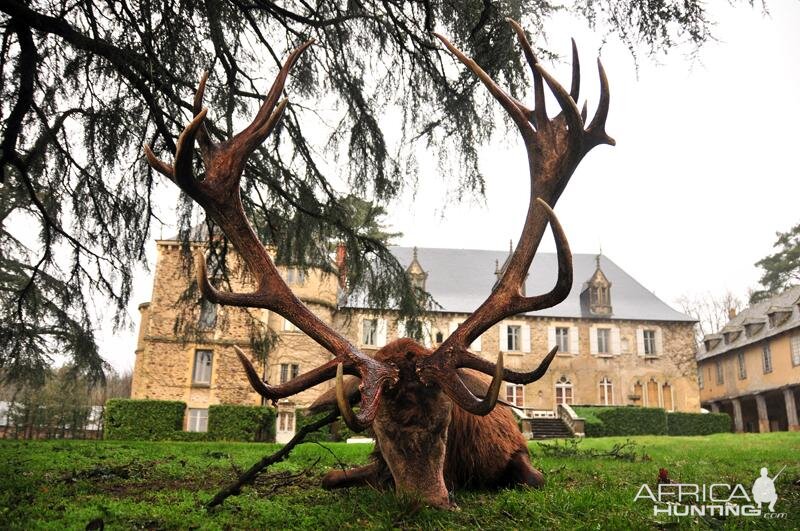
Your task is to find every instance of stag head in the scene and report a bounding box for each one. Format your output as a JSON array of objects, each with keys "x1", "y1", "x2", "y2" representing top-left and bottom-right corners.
[{"x1": 144, "y1": 20, "x2": 613, "y2": 509}]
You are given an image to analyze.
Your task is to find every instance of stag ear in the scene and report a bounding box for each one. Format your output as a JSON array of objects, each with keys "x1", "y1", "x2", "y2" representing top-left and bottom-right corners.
[{"x1": 308, "y1": 375, "x2": 362, "y2": 414}]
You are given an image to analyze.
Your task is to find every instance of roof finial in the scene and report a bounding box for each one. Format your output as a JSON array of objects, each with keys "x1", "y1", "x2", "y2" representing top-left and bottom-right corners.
[
  {"x1": 494, "y1": 259, "x2": 500, "y2": 274},
  {"x1": 412, "y1": 246, "x2": 418, "y2": 260},
  {"x1": 509, "y1": 239, "x2": 513, "y2": 253},
  {"x1": 596, "y1": 254, "x2": 601, "y2": 269}
]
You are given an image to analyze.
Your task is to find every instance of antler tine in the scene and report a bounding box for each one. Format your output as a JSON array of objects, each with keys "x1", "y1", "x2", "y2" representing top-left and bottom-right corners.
[
  {"x1": 336, "y1": 363, "x2": 367, "y2": 431},
  {"x1": 173, "y1": 108, "x2": 208, "y2": 192},
  {"x1": 193, "y1": 71, "x2": 216, "y2": 161},
  {"x1": 569, "y1": 38, "x2": 580, "y2": 102},
  {"x1": 233, "y1": 345, "x2": 358, "y2": 403},
  {"x1": 506, "y1": 18, "x2": 546, "y2": 128},
  {"x1": 586, "y1": 58, "x2": 615, "y2": 148},
  {"x1": 435, "y1": 353, "x2": 504, "y2": 416},
  {"x1": 534, "y1": 64, "x2": 582, "y2": 146},
  {"x1": 458, "y1": 346, "x2": 559, "y2": 385},
  {"x1": 432, "y1": 32, "x2": 534, "y2": 146},
  {"x1": 511, "y1": 198, "x2": 573, "y2": 313},
  {"x1": 235, "y1": 39, "x2": 314, "y2": 144}
]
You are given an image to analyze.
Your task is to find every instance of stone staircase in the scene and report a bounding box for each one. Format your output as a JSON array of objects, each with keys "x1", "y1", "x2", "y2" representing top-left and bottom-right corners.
[{"x1": 530, "y1": 417, "x2": 574, "y2": 439}]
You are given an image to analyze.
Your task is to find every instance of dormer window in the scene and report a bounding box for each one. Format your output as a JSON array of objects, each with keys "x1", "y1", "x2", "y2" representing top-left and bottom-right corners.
[
  {"x1": 406, "y1": 247, "x2": 428, "y2": 291},
  {"x1": 703, "y1": 334, "x2": 722, "y2": 352},
  {"x1": 743, "y1": 318, "x2": 766, "y2": 338},
  {"x1": 581, "y1": 254, "x2": 613, "y2": 316},
  {"x1": 766, "y1": 306, "x2": 792, "y2": 328},
  {"x1": 722, "y1": 326, "x2": 743, "y2": 345}
]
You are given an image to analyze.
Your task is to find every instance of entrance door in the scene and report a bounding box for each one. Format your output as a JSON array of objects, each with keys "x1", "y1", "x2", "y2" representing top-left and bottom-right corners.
[{"x1": 276, "y1": 411, "x2": 295, "y2": 443}]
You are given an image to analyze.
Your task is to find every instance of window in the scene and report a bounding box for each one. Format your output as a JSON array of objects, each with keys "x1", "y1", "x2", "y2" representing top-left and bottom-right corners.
[
  {"x1": 192, "y1": 350, "x2": 213, "y2": 385},
  {"x1": 643, "y1": 330, "x2": 657, "y2": 355},
  {"x1": 277, "y1": 411, "x2": 295, "y2": 432},
  {"x1": 555, "y1": 376, "x2": 573, "y2": 405},
  {"x1": 198, "y1": 300, "x2": 217, "y2": 330},
  {"x1": 715, "y1": 360, "x2": 724, "y2": 385},
  {"x1": 555, "y1": 327, "x2": 569, "y2": 353},
  {"x1": 187, "y1": 409, "x2": 208, "y2": 432},
  {"x1": 632, "y1": 381, "x2": 643, "y2": 406},
  {"x1": 506, "y1": 384, "x2": 524, "y2": 407},
  {"x1": 662, "y1": 383, "x2": 673, "y2": 411},
  {"x1": 435, "y1": 331, "x2": 444, "y2": 344},
  {"x1": 646, "y1": 379, "x2": 659, "y2": 406},
  {"x1": 737, "y1": 351, "x2": 747, "y2": 380},
  {"x1": 762, "y1": 344, "x2": 773, "y2": 374},
  {"x1": 280, "y1": 363, "x2": 300, "y2": 384},
  {"x1": 599, "y1": 377, "x2": 613, "y2": 405},
  {"x1": 596, "y1": 328, "x2": 610, "y2": 354},
  {"x1": 791, "y1": 334, "x2": 800, "y2": 367},
  {"x1": 697, "y1": 367, "x2": 704, "y2": 389},
  {"x1": 285, "y1": 267, "x2": 305, "y2": 285},
  {"x1": 362, "y1": 319, "x2": 378, "y2": 346},
  {"x1": 507, "y1": 325, "x2": 521, "y2": 351}
]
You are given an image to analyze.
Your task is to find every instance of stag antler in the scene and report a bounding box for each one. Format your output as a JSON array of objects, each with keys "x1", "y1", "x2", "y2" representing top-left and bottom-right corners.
[
  {"x1": 143, "y1": 40, "x2": 399, "y2": 426},
  {"x1": 418, "y1": 20, "x2": 615, "y2": 414}
]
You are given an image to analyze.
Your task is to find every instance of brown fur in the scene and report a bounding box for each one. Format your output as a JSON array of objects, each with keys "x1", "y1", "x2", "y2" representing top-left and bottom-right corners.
[{"x1": 309, "y1": 338, "x2": 543, "y2": 509}]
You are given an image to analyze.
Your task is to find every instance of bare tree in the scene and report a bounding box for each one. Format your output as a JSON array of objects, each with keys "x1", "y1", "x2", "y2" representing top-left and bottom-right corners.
[{"x1": 676, "y1": 291, "x2": 744, "y2": 342}]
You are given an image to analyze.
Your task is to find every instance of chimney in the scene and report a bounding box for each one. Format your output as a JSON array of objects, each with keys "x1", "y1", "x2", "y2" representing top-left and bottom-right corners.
[
  {"x1": 728, "y1": 307, "x2": 737, "y2": 319},
  {"x1": 335, "y1": 242, "x2": 347, "y2": 288}
]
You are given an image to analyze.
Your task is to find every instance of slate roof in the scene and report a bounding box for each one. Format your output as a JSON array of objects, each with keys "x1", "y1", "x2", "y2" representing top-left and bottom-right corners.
[
  {"x1": 346, "y1": 246, "x2": 694, "y2": 323},
  {"x1": 696, "y1": 285, "x2": 800, "y2": 361}
]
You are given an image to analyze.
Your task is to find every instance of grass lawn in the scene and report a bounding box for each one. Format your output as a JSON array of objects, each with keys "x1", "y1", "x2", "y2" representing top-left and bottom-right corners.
[{"x1": 1, "y1": 432, "x2": 798, "y2": 529}]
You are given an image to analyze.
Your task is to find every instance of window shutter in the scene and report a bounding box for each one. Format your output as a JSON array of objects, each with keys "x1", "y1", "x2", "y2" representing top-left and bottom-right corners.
[
  {"x1": 547, "y1": 327, "x2": 556, "y2": 351},
  {"x1": 611, "y1": 327, "x2": 621, "y2": 355},
  {"x1": 569, "y1": 326, "x2": 579, "y2": 355},
  {"x1": 655, "y1": 328, "x2": 664, "y2": 355},
  {"x1": 636, "y1": 329, "x2": 645, "y2": 356},
  {"x1": 589, "y1": 327, "x2": 598, "y2": 355},
  {"x1": 499, "y1": 323, "x2": 508, "y2": 352},
  {"x1": 522, "y1": 325, "x2": 531, "y2": 353},
  {"x1": 376, "y1": 319, "x2": 388, "y2": 347}
]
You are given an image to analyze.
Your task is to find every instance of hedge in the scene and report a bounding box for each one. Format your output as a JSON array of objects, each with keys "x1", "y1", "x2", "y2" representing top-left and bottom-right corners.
[
  {"x1": 207, "y1": 404, "x2": 276, "y2": 442},
  {"x1": 295, "y1": 409, "x2": 363, "y2": 442},
  {"x1": 105, "y1": 399, "x2": 186, "y2": 440},
  {"x1": 573, "y1": 406, "x2": 667, "y2": 437},
  {"x1": 667, "y1": 411, "x2": 731, "y2": 435}
]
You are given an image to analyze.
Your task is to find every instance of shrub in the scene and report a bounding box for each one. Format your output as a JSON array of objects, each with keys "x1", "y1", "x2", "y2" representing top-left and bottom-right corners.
[
  {"x1": 667, "y1": 412, "x2": 731, "y2": 436},
  {"x1": 573, "y1": 406, "x2": 667, "y2": 437},
  {"x1": 169, "y1": 430, "x2": 209, "y2": 442},
  {"x1": 104, "y1": 399, "x2": 185, "y2": 440},
  {"x1": 207, "y1": 404, "x2": 276, "y2": 442}
]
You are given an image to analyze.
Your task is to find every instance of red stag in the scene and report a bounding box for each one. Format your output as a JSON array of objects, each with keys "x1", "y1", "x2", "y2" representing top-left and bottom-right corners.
[{"x1": 144, "y1": 19, "x2": 613, "y2": 509}]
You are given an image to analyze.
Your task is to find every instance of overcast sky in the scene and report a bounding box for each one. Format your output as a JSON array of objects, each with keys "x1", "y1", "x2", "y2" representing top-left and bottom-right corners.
[{"x1": 99, "y1": 2, "x2": 800, "y2": 372}]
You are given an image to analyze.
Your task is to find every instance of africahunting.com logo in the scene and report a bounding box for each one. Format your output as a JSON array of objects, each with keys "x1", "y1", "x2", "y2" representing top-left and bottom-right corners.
[{"x1": 634, "y1": 467, "x2": 787, "y2": 519}]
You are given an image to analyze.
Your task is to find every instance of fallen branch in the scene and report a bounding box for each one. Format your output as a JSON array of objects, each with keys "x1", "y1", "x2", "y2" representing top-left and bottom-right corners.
[{"x1": 206, "y1": 410, "x2": 339, "y2": 508}]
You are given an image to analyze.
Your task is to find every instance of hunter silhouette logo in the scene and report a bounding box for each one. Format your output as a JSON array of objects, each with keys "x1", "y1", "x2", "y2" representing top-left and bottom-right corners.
[
  {"x1": 635, "y1": 466, "x2": 788, "y2": 519},
  {"x1": 752, "y1": 466, "x2": 784, "y2": 513}
]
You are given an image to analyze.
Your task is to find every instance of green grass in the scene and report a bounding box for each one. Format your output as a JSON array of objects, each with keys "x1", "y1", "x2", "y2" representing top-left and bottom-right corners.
[{"x1": 1, "y1": 433, "x2": 798, "y2": 529}]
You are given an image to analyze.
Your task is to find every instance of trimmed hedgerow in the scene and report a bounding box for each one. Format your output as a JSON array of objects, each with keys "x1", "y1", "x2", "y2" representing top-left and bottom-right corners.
[
  {"x1": 104, "y1": 399, "x2": 186, "y2": 440},
  {"x1": 667, "y1": 411, "x2": 731, "y2": 435},
  {"x1": 207, "y1": 404, "x2": 276, "y2": 442},
  {"x1": 573, "y1": 406, "x2": 667, "y2": 437}
]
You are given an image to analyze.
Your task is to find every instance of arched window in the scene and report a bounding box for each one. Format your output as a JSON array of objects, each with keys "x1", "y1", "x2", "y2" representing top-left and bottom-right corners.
[
  {"x1": 435, "y1": 331, "x2": 444, "y2": 344},
  {"x1": 555, "y1": 375, "x2": 573, "y2": 405},
  {"x1": 646, "y1": 378, "x2": 660, "y2": 407},
  {"x1": 632, "y1": 380, "x2": 643, "y2": 406},
  {"x1": 662, "y1": 382, "x2": 673, "y2": 411},
  {"x1": 599, "y1": 377, "x2": 613, "y2": 405}
]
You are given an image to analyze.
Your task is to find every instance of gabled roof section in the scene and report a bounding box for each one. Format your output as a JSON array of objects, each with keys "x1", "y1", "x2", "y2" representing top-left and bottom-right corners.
[
  {"x1": 696, "y1": 285, "x2": 800, "y2": 361},
  {"x1": 345, "y1": 246, "x2": 694, "y2": 322}
]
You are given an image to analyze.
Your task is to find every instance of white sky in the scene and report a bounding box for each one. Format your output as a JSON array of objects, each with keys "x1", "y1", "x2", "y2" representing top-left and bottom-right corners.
[{"x1": 98, "y1": 2, "x2": 800, "y2": 372}]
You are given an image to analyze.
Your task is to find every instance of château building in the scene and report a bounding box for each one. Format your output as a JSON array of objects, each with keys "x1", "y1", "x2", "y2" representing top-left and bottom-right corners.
[
  {"x1": 696, "y1": 286, "x2": 800, "y2": 432},
  {"x1": 131, "y1": 238, "x2": 699, "y2": 441}
]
